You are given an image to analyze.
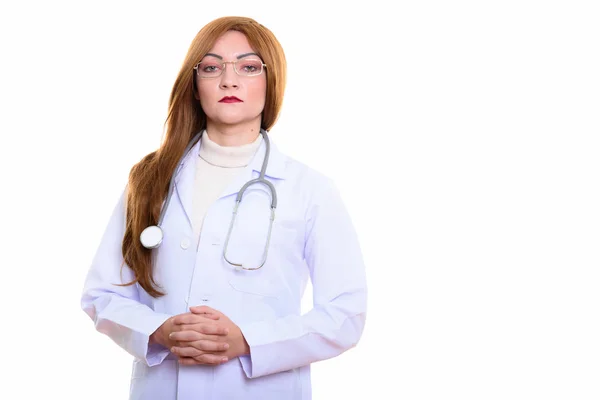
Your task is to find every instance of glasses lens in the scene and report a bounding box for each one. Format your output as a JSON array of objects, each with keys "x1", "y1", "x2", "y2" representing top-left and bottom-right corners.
[
  {"x1": 236, "y1": 59, "x2": 263, "y2": 76},
  {"x1": 197, "y1": 59, "x2": 222, "y2": 78}
]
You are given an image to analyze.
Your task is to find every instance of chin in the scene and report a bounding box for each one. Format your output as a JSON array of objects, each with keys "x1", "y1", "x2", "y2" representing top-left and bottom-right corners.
[
  {"x1": 213, "y1": 117, "x2": 250, "y2": 127},
  {"x1": 211, "y1": 113, "x2": 262, "y2": 128}
]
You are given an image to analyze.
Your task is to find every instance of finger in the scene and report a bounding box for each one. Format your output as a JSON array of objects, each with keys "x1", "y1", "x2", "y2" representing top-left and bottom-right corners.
[
  {"x1": 189, "y1": 305, "x2": 220, "y2": 316},
  {"x1": 178, "y1": 354, "x2": 227, "y2": 366},
  {"x1": 195, "y1": 323, "x2": 229, "y2": 336},
  {"x1": 190, "y1": 353, "x2": 229, "y2": 366},
  {"x1": 177, "y1": 322, "x2": 229, "y2": 336},
  {"x1": 172, "y1": 341, "x2": 229, "y2": 356},
  {"x1": 171, "y1": 346, "x2": 205, "y2": 358},
  {"x1": 172, "y1": 313, "x2": 219, "y2": 325},
  {"x1": 194, "y1": 353, "x2": 229, "y2": 365},
  {"x1": 170, "y1": 330, "x2": 203, "y2": 342},
  {"x1": 189, "y1": 310, "x2": 220, "y2": 320},
  {"x1": 188, "y1": 340, "x2": 230, "y2": 352},
  {"x1": 171, "y1": 330, "x2": 227, "y2": 343}
]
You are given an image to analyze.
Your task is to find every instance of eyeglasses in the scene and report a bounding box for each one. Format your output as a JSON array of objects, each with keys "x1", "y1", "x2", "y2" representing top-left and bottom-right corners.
[{"x1": 193, "y1": 57, "x2": 266, "y2": 79}]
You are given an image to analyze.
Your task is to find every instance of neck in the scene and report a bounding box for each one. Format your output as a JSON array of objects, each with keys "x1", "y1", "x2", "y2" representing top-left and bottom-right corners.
[
  {"x1": 199, "y1": 130, "x2": 262, "y2": 168},
  {"x1": 205, "y1": 119, "x2": 262, "y2": 146}
]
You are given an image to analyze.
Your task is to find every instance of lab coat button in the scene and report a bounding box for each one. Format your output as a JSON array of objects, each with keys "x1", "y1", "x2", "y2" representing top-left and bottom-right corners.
[{"x1": 180, "y1": 238, "x2": 190, "y2": 249}]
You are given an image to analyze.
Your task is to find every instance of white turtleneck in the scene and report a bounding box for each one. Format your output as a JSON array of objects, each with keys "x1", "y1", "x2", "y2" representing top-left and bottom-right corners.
[{"x1": 192, "y1": 130, "x2": 263, "y2": 243}]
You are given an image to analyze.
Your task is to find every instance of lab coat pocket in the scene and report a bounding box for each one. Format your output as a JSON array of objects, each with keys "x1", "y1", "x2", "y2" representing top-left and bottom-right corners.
[
  {"x1": 244, "y1": 368, "x2": 302, "y2": 399},
  {"x1": 227, "y1": 275, "x2": 282, "y2": 322},
  {"x1": 228, "y1": 275, "x2": 278, "y2": 298}
]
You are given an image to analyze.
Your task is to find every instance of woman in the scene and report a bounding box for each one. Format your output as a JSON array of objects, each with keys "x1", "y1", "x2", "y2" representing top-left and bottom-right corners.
[{"x1": 81, "y1": 16, "x2": 367, "y2": 400}]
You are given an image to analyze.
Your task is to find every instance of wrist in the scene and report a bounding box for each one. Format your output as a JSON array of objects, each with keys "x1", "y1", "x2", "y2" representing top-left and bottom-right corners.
[
  {"x1": 242, "y1": 336, "x2": 250, "y2": 356},
  {"x1": 150, "y1": 325, "x2": 166, "y2": 347}
]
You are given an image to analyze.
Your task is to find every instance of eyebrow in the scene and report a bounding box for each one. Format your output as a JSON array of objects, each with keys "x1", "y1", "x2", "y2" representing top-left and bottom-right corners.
[{"x1": 204, "y1": 52, "x2": 259, "y2": 60}]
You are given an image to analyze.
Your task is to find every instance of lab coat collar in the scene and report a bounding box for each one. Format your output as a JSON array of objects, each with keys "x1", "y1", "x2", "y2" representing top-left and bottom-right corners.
[{"x1": 174, "y1": 130, "x2": 287, "y2": 229}]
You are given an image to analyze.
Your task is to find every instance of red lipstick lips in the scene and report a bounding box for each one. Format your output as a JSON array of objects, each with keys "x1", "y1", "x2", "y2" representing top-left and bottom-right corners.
[{"x1": 219, "y1": 96, "x2": 243, "y2": 103}]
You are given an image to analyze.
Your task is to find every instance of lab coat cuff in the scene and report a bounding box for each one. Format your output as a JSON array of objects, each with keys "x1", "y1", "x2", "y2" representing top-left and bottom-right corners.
[
  {"x1": 237, "y1": 320, "x2": 276, "y2": 378},
  {"x1": 145, "y1": 343, "x2": 171, "y2": 367},
  {"x1": 136, "y1": 312, "x2": 172, "y2": 367},
  {"x1": 238, "y1": 354, "x2": 253, "y2": 378}
]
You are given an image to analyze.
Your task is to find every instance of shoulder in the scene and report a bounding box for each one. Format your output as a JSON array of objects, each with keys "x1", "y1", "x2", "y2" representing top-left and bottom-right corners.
[
  {"x1": 279, "y1": 151, "x2": 336, "y2": 195},
  {"x1": 275, "y1": 150, "x2": 344, "y2": 219}
]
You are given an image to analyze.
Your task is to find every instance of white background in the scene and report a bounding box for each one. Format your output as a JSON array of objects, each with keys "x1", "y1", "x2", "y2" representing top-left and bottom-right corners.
[{"x1": 1, "y1": 0, "x2": 599, "y2": 399}]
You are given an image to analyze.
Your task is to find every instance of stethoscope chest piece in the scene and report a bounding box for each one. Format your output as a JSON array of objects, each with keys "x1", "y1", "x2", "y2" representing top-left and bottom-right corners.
[{"x1": 140, "y1": 225, "x2": 163, "y2": 249}]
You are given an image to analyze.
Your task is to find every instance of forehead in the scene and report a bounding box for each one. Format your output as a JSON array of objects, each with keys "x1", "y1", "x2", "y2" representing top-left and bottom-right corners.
[{"x1": 207, "y1": 30, "x2": 255, "y2": 58}]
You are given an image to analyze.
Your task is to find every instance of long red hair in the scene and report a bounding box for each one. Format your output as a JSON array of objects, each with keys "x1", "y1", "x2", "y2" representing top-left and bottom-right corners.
[{"x1": 120, "y1": 16, "x2": 287, "y2": 297}]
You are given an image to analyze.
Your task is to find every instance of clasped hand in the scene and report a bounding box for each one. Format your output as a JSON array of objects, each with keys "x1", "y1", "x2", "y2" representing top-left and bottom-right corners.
[{"x1": 150, "y1": 306, "x2": 249, "y2": 366}]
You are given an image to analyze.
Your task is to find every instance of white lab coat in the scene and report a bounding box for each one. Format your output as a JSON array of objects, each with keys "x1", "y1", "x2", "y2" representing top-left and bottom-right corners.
[{"x1": 81, "y1": 135, "x2": 368, "y2": 400}]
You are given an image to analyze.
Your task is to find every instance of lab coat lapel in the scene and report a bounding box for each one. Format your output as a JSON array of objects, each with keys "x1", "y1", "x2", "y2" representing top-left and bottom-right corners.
[
  {"x1": 218, "y1": 133, "x2": 287, "y2": 200},
  {"x1": 174, "y1": 137, "x2": 202, "y2": 230},
  {"x1": 173, "y1": 132, "x2": 287, "y2": 229}
]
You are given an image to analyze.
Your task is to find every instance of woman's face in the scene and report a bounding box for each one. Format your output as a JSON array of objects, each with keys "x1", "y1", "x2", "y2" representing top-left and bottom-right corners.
[{"x1": 195, "y1": 30, "x2": 267, "y2": 131}]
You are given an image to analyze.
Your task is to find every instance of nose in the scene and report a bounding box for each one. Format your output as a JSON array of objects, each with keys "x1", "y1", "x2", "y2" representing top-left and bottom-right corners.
[{"x1": 219, "y1": 62, "x2": 239, "y2": 89}]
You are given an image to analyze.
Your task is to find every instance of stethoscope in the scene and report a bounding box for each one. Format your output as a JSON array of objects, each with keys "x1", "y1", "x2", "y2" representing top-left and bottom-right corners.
[{"x1": 139, "y1": 128, "x2": 277, "y2": 271}]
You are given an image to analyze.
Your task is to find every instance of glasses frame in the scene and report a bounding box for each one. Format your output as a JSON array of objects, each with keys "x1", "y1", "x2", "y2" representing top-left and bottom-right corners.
[{"x1": 193, "y1": 58, "x2": 267, "y2": 79}]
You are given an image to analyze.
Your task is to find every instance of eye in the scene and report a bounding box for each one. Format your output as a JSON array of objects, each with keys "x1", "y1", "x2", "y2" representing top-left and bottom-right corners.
[
  {"x1": 237, "y1": 60, "x2": 263, "y2": 74},
  {"x1": 198, "y1": 61, "x2": 222, "y2": 75}
]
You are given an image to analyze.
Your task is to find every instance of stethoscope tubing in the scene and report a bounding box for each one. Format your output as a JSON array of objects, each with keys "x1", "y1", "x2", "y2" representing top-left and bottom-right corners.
[{"x1": 140, "y1": 129, "x2": 276, "y2": 271}]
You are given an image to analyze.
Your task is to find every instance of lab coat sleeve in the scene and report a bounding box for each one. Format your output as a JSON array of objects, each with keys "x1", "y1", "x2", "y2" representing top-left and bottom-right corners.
[
  {"x1": 238, "y1": 177, "x2": 367, "y2": 378},
  {"x1": 80, "y1": 186, "x2": 172, "y2": 366}
]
